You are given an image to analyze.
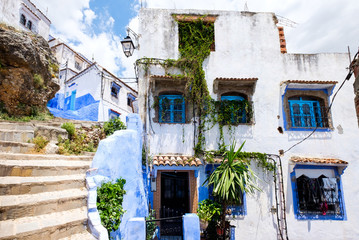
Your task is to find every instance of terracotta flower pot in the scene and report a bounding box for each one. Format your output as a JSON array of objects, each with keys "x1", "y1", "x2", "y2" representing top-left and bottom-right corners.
[{"x1": 200, "y1": 219, "x2": 209, "y2": 230}]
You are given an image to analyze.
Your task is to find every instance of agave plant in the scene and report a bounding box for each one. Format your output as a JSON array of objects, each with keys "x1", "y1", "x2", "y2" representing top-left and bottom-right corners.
[{"x1": 204, "y1": 141, "x2": 261, "y2": 237}]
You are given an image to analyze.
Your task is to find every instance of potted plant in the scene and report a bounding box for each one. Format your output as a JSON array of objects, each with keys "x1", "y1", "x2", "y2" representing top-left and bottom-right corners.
[
  {"x1": 197, "y1": 199, "x2": 222, "y2": 231},
  {"x1": 204, "y1": 141, "x2": 261, "y2": 238}
]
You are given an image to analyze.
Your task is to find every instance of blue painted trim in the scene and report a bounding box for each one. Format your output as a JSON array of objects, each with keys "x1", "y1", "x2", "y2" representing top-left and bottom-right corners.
[
  {"x1": 111, "y1": 82, "x2": 121, "y2": 98},
  {"x1": 128, "y1": 93, "x2": 136, "y2": 100},
  {"x1": 108, "y1": 109, "x2": 120, "y2": 119},
  {"x1": 159, "y1": 95, "x2": 185, "y2": 123},
  {"x1": 282, "y1": 88, "x2": 332, "y2": 132},
  {"x1": 69, "y1": 82, "x2": 76, "y2": 87},
  {"x1": 291, "y1": 164, "x2": 346, "y2": 221}
]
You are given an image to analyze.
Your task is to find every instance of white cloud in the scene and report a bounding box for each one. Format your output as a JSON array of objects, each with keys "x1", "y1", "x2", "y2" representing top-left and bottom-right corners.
[
  {"x1": 31, "y1": 0, "x2": 125, "y2": 75},
  {"x1": 84, "y1": 9, "x2": 96, "y2": 26}
]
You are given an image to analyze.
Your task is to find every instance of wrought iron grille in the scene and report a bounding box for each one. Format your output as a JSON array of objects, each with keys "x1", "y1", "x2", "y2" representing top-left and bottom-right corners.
[
  {"x1": 289, "y1": 100, "x2": 330, "y2": 128},
  {"x1": 146, "y1": 215, "x2": 183, "y2": 240},
  {"x1": 294, "y1": 175, "x2": 344, "y2": 220}
]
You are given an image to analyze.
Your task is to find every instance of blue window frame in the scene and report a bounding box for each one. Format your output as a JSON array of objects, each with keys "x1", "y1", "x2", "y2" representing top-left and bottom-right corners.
[
  {"x1": 159, "y1": 95, "x2": 185, "y2": 123},
  {"x1": 108, "y1": 109, "x2": 120, "y2": 119},
  {"x1": 111, "y1": 82, "x2": 121, "y2": 98},
  {"x1": 205, "y1": 164, "x2": 246, "y2": 216},
  {"x1": 290, "y1": 165, "x2": 346, "y2": 220},
  {"x1": 288, "y1": 97, "x2": 325, "y2": 128},
  {"x1": 221, "y1": 95, "x2": 247, "y2": 124}
]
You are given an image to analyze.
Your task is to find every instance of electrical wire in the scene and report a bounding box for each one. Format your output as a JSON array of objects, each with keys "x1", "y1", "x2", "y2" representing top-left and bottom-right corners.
[{"x1": 283, "y1": 51, "x2": 358, "y2": 154}]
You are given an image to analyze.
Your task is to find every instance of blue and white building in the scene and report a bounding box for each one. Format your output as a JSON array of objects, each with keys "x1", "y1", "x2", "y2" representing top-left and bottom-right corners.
[
  {"x1": 135, "y1": 8, "x2": 359, "y2": 239},
  {"x1": 48, "y1": 39, "x2": 138, "y2": 122}
]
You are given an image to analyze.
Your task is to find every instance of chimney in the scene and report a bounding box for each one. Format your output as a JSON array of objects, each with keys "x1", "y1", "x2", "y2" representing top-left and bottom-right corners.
[{"x1": 278, "y1": 26, "x2": 287, "y2": 54}]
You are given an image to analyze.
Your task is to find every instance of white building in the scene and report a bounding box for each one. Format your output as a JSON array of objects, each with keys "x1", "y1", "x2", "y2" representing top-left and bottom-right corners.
[
  {"x1": 136, "y1": 9, "x2": 359, "y2": 239},
  {"x1": 48, "y1": 39, "x2": 138, "y2": 122},
  {"x1": 0, "y1": 0, "x2": 51, "y2": 39}
]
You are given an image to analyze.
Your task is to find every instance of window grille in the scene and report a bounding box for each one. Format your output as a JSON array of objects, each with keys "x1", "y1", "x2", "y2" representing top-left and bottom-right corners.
[
  {"x1": 288, "y1": 97, "x2": 329, "y2": 128},
  {"x1": 291, "y1": 168, "x2": 345, "y2": 220},
  {"x1": 221, "y1": 95, "x2": 248, "y2": 124},
  {"x1": 159, "y1": 95, "x2": 185, "y2": 123}
]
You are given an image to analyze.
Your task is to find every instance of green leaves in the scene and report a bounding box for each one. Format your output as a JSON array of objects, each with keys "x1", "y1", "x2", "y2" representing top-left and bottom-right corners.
[
  {"x1": 103, "y1": 117, "x2": 126, "y2": 136},
  {"x1": 97, "y1": 178, "x2": 126, "y2": 235},
  {"x1": 204, "y1": 141, "x2": 261, "y2": 206},
  {"x1": 197, "y1": 199, "x2": 222, "y2": 222}
]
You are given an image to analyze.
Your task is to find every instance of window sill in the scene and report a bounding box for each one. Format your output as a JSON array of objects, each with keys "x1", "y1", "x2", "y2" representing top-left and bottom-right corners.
[
  {"x1": 295, "y1": 213, "x2": 345, "y2": 221},
  {"x1": 288, "y1": 127, "x2": 332, "y2": 132}
]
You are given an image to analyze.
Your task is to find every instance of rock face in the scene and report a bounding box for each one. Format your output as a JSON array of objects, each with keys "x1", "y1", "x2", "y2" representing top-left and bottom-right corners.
[{"x1": 0, "y1": 24, "x2": 59, "y2": 116}]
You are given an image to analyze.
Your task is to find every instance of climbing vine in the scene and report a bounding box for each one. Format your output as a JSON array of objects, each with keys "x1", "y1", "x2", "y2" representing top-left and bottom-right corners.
[{"x1": 136, "y1": 17, "x2": 269, "y2": 172}]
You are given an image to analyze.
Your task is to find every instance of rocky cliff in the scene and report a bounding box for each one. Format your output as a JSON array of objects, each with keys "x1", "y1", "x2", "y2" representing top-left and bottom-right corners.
[{"x1": 0, "y1": 24, "x2": 59, "y2": 116}]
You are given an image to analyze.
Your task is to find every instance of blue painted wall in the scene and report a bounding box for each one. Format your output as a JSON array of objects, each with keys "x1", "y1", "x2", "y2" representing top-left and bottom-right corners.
[
  {"x1": 47, "y1": 93, "x2": 100, "y2": 121},
  {"x1": 89, "y1": 114, "x2": 148, "y2": 240}
]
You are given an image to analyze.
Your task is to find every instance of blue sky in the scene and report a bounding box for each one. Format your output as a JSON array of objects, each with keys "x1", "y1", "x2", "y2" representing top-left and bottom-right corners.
[{"x1": 32, "y1": 0, "x2": 359, "y2": 84}]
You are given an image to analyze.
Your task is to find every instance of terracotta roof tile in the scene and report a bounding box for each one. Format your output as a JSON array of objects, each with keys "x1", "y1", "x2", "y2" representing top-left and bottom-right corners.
[
  {"x1": 290, "y1": 156, "x2": 348, "y2": 165},
  {"x1": 283, "y1": 80, "x2": 338, "y2": 85},
  {"x1": 214, "y1": 77, "x2": 258, "y2": 82},
  {"x1": 152, "y1": 155, "x2": 202, "y2": 167}
]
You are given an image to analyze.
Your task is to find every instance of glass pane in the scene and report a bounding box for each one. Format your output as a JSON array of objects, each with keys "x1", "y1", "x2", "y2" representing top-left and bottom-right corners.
[{"x1": 173, "y1": 111, "x2": 183, "y2": 123}]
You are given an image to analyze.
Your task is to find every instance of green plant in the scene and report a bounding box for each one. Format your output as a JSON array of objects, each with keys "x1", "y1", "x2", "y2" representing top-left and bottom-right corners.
[
  {"x1": 197, "y1": 199, "x2": 222, "y2": 223},
  {"x1": 103, "y1": 117, "x2": 126, "y2": 136},
  {"x1": 97, "y1": 178, "x2": 126, "y2": 235},
  {"x1": 33, "y1": 74, "x2": 45, "y2": 89},
  {"x1": 146, "y1": 209, "x2": 157, "y2": 240},
  {"x1": 203, "y1": 141, "x2": 261, "y2": 237},
  {"x1": 61, "y1": 122, "x2": 75, "y2": 139},
  {"x1": 32, "y1": 135, "x2": 49, "y2": 152}
]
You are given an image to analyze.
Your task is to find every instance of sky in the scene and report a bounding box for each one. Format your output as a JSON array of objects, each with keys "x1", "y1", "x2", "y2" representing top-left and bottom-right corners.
[{"x1": 31, "y1": 0, "x2": 359, "y2": 85}]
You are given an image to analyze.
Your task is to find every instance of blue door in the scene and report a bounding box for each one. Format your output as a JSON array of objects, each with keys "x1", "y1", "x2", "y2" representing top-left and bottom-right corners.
[{"x1": 70, "y1": 90, "x2": 76, "y2": 110}]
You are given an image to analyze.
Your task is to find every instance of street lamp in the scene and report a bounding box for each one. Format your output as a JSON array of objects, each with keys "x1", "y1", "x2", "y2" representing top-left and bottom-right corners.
[{"x1": 121, "y1": 27, "x2": 139, "y2": 57}]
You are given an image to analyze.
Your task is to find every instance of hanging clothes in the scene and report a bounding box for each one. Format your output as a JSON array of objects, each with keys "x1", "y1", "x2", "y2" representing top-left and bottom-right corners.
[{"x1": 296, "y1": 174, "x2": 322, "y2": 212}]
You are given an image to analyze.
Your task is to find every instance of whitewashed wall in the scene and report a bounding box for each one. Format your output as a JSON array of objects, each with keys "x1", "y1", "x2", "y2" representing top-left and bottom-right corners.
[
  {"x1": 0, "y1": 0, "x2": 50, "y2": 39},
  {"x1": 137, "y1": 8, "x2": 359, "y2": 239}
]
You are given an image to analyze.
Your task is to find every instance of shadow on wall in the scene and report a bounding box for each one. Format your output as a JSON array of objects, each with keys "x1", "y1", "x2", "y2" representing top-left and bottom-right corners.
[{"x1": 86, "y1": 114, "x2": 148, "y2": 240}]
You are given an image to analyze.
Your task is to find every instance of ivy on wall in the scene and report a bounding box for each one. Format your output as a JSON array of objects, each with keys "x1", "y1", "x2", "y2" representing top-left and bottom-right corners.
[{"x1": 136, "y1": 16, "x2": 273, "y2": 172}]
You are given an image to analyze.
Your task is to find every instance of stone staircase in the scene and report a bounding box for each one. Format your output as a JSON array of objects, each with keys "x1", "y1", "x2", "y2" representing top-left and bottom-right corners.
[{"x1": 0, "y1": 120, "x2": 97, "y2": 239}]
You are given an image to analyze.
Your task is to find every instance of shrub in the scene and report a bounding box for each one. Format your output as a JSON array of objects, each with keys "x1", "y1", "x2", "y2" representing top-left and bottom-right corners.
[
  {"x1": 33, "y1": 74, "x2": 45, "y2": 89},
  {"x1": 32, "y1": 135, "x2": 49, "y2": 152},
  {"x1": 103, "y1": 117, "x2": 126, "y2": 136},
  {"x1": 97, "y1": 178, "x2": 126, "y2": 235},
  {"x1": 146, "y1": 209, "x2": 157, "y2": 240},
  {"x1": 61, "y1": 122, "x2": 75, "y2": 139}
]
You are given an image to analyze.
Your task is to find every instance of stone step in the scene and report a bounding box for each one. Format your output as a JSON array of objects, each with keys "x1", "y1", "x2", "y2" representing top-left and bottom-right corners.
[
  {"x1": 0, "y1": 153, "x2": 93, "y2": 161},
  {"x1": 0, "y1": 129, "x2": 34, "y2": 143},
  {"x1": 0, "y1": 160, "x2": 91, "y2": 177},
  {"x1": 0, "y1": 206, "x2": 88, "y2": 240},
  {"x1": 0, "y1": 188, "x2": 88, "y2": 220},
  {"x1": 0, "y1": 141, "x2": 35, "y2": 154},
  {"x1": 0, "y1": 122, "x2": 34, "y2": 131},
  {"x1": 0, "y1": 174, "x2": 86, "y2": 195},
  {"x1": 58, "y1": 230, "x2": 96, "y2": 240}
]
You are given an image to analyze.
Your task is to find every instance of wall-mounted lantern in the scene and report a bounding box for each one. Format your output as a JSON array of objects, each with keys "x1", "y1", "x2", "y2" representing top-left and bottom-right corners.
[{"x1": 121, "y1": 27, "x2": 139, "y2": 57}]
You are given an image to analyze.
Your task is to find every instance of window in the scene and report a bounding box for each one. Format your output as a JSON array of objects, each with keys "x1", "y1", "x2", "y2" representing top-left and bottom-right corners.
[
  {"x1": 159, "y1": 95, "x2": 185, "y2": 123},
  {"x1": 111, "y1": 82, "x2": 121, "y2": 98},
  {"x1": 291, "y1": 165, "x2": 346, "y2": 220},
  {"x1": 127, "y1": 94, "x2": 136, "y2": 107},
  {"x1": 288, "y1": 97, "x2": 327, "y2": 128},
  {"x1": 221, "y1": 94, "x2": 249, "y2": 124},
  {"x1": 109, "y1": 109, "x2": 120, "y2": 119},
  {"x1": 205, "y1": 164, "x2": 246, "y2": 217},
  {"x1": 26, "y1": 20, "x2": 32, "y2": 30},
  {"x1": 75, "y1": 61, "x2": 81, "y2": 71},
  {"x1": 20, "y1": 14, "x2": 26, "y2": 26}
]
